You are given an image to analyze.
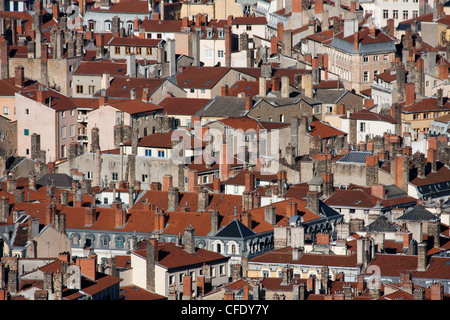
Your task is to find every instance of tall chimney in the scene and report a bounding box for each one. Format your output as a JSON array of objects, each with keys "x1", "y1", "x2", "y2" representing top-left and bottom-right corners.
[
  {"x1": 184, "y1": 225, "x2": 195, "y2": 254},
  {"x1": 15, "y1": 65, "x2": 24, "y2": 87}
]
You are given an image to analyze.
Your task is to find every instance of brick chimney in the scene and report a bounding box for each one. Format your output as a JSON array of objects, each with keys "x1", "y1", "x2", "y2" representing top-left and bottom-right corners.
[
  {"x1": 405, "y1": 82, "x2": 415, "y2": 105},
  {"x1": 353, "y1": 31, "x2": 359, "y2": 51},
  {"x1": 221, "y1": 85, "x2": 229, "y2": 96},
  {"x1": 244, "y1": 171, "x2": 254, "y2": 193},
  {"x1": 115, "y1": 208, "x2": 127, "y2": 228},
  {"x1": 271, "y1": 76, "x2": 281, "y2": 92},
  {"x1": 241, "y1": 211, "x2": 252, "y2": 229},
  {"x1": 316, "y1": 232, "x2": 330, "y2": 245},
  {"x1": 76, "y1": 255, "x2": 97, "y2": 281},
  {"x1": 213, "y1": 177, "x2": 221, "y2": 193},
  {"x1": 371, "y1": 184, "x2": 385, "y2": 199},
  {"x1": 286, "y1": 200, "x2": 297, "y2": 217},
  {"x1": 225, "y1": 25, "x2": 231, "y2": 67},
  {"x1": 322, "y1": 173, "x2": 334, "y2": 198},
  {"x1": 245, "y1": 95, "x2": 253, "y2": 111},
  {"x1": 15, "y1": 65, "x2": 24, "y2": 87},
  {"x1": 187, "y1": 170, "x2": 198, "y2": 192},
  {"x1": 84, "y1": 206, "x2": 96, "y2": 227},
  {"x1": 154, "y1": 208, "x2": 167, "y2": 233},
  {"x1": 182, "y1": 275, "x2": 192, "y2": 300},
  {"x1": 220, "y1": 135, "x2": 232, "y2": 181},
  {"x1": 430, "y1": 282, "x2": 444, "y2": 300},
  {"x1": 427, "y1": 148, "x2": 437, "y2": 173},
  {"x1": 46, "y1": 204, "x2": 56, "y2": 225},
  {"x1": 315, "y1": 0, "x2": 323, "y2": 13},
  {"x1": 162, "y1": 175, "x2": 173, "y2": 191},
  {"x1": 403, "y1": 231, "x2": 412, "y2": 249},
  {"x1": 264, "y1": 205, "x2": 276, "y2": 225}
]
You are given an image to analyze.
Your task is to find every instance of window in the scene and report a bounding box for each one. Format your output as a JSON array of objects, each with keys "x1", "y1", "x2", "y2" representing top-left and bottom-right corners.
[
  {"x1": 105, "y1": 21, "x2": 112, "y2": 31},
  {"x1": 390, "y1": 9, "x2": 398, "y2": 19},
  {"x1": 145, "y1": 149, "x2": 152, "y2": 157},
  {"x1": 403, "y1": 10, "x2": 408, "y2": 19},
  {"x1": 202, "y1": 176, "x2": 208, "y2": 183},
  {"x1": 88, "y1": 86, "x2": 95, "y2": 94},
  {"x1": 169, "y1": 275, "x2": 175, "y2": 286},
  {"x1": 3, "y1": 107, "x2": 8, "y2": 115},
  {"x1": 262, "y1": 270, "x2": 270, "y2": 277},
  {"x1": 87, "y1": 171, "x2": 93, "y2": 179},
  {"x1": 374, "y1": 55, "x2": 378, "y2": 61},
  {"x1": 374, "y1": 70, "x2": 379, "y2": 77},
  {"x1": 112, "y1": 172, "x2": 118, "y2": 180},
  {"x1": 88, "y1": 21, "x2": 95, "y2": 30},
  {"x1": 246, "y1": 25, "x2": 252, "y2": 31},
  {"x1": 218, "y1": 50, "x2": 224, "y2": 58},
  {"x1": 142, "y1": 174, "x2": 148, "y2": 182},
  {"x1": 383, "y1": 10, "x2": 388, "y2": 19},
  {"x1": 190, "y1": 88, "x2": 195, "y2": 93},
  {"x1": 24, "y1": 129, "x2": 29, "y2": 136},
  {"x1": 115, "y1": 46, "x2": 121, "y2": 54},
  {"x1": 205, "y1": 50, "x2": 212, "y2": 59},
  {"x1": 158, "y1": 150, "x2": 165, "y2": 158},
  {"x1": 413, "y1": 10, "x2": 418, "y2": 18},
  {"x1": 364, "y1": 71, "x2": 369, "y2": 82},
  {"x1": 127, "y1": 22, "x2": 133, "y2": 32},
  {"x1": 219, "y1": 265, "x2": 225, "y2": 275},
  {"x1": 157, "y1": 33, "x2": 162, "y2": 39},
  {"x1": 200, "y1": 89, "x2": 206, "y2": 95},
  {"x1": 116, "y1": 237, "x2": 124, "y2": 248},
  {"x1": 76, "y1": 85, "x2": 83, "y2": 94},
  {"x1": 103, "y1": 197, "x2": 109, "y2": 204},
  {"x1": 70, "y1": 124, "x2": 75, "y2": 137},
  {"x1": 364, "y1": 56, "x2": 369, "y2": 62},
  {"x1": 25, "y1": 108, "x2": 29, "y2": 114},
  {"x1": 360, "y1": 122, "x2": 366, "y2": 132},
  {"x1": 125, "y1": 46, "x2": 131, "y2": 54},
  {"x1": 61, "y1": 126, "x2": 66, "y2": 138},
  {"x1": 349, "y1": 209, "x2": 356, "y2": 214},
  {"x1": 102, "y1": 237, "x2": 109, "y2": 246},
  {"x1": 146, "y1": 47, "x2": 152, "y2": 55},
  {"x1": 61, "y1": 145, "x2": 66, "y2": 158},
  {"x1": 136, "y1": 47, "x2": 142, "y2": 55}
]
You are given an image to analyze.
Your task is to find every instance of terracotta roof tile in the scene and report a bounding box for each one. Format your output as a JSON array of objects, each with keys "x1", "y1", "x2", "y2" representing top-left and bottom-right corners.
[
  {"x1": 158, "y1": 97, "x2": 210, "y2": 115},
  {"x1": 109, "y1": 36, "x2": 162, "y2": 47},
  {"x1": 308, "y1": 120, "x2": 347, "y2": 139},
  {"x1": 133, "y1": 241, "x2": 228, "y2": 270},
  {"x1": 73, "y1": 60, "x2": 127, "y2": 76},
  {"x1": 120, "y1": 285, "x2": 167, "y2": 300},
  {"x1": 349, "y1": 109, "x2": 397, "y2": 124}
]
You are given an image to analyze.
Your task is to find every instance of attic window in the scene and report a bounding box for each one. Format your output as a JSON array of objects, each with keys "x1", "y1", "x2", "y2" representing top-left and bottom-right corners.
[{"x1": 353, "y1": 200, "x2": 361, "y2": 205}]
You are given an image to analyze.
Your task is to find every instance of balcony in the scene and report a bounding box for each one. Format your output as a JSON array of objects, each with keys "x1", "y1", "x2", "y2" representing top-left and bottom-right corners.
[{"x1": 78, "y1": 114, "x2": 88, "y2": 123}]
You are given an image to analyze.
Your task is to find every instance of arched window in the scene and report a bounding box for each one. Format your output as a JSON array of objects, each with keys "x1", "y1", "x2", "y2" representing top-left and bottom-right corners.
[
  {"x1": 116, "y1": 237, "x2": 124, "y2": 248},
  {"x1": 231, "y1": 244, "x2": 236, "y2": 254},
  {"x1": 216, "y1": 243, "x2": 221, "y2": 253}
]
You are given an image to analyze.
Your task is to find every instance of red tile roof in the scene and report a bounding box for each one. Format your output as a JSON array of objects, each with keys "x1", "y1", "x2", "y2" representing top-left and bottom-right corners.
[
  {"x1": 132, "y1": 240, "x2": 228, "y2": 270},
  {"x1": 139, "y1": 19, "x2": 183, "y2": 33},
  {"x1": 402, "y1": 97, "x2": 450, "y2": 113},
  {"x1": 97, "y1": 76, "x2": 165, "y2": 99},
  {"x1": 109, "y1": 36, "x2": 162, "y2": 48},
  {"x1": 349, "y1": 108, "x2": 397, "y2": 124},
  {"x1": 231, "y1": 16, "x2": 267, "y2": 25},
  {"x1": 89, "y1": 0, "x2": 151, "y2": 13},
  {"x1": 176, "y1": 66, "x2": 232, "y2": 89},
  {"x1": 218, "y1": 116, "x2": 290, "y2": 133},
  {"x1": 107, "y1": 99, "x2": 163, "y2": 115},
  {"x1": 73, "y1": 60, "x2": 127, "y2": 76},
  {"x1": 308, "y1": 120, "x2": 347, "y2": 139},
  {"x1": 120, "y1": 285, "x2": 167, "y2": 300},
  {"x1": 158, "y1": 97, "x2": 210, "y2": 115}
]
